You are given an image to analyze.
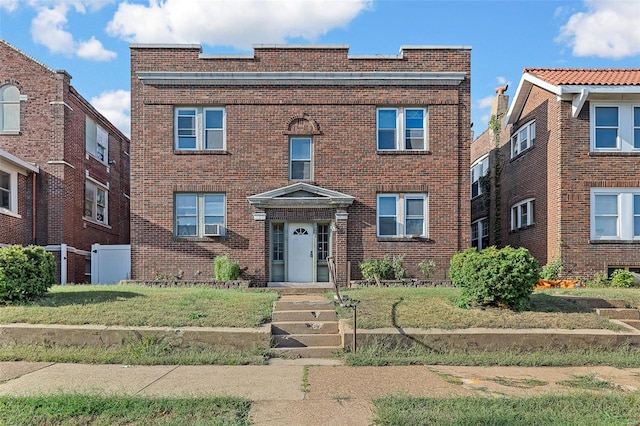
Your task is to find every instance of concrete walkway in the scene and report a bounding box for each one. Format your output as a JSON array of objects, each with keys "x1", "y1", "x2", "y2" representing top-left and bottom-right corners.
[{"x1": 1, "y1": 360, "x2": 639, "y2": 425}]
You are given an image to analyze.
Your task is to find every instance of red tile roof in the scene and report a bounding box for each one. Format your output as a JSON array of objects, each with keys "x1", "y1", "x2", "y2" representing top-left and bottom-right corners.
[{"x1": 524, "y1": 68, "x2": 640, "y2": 86}]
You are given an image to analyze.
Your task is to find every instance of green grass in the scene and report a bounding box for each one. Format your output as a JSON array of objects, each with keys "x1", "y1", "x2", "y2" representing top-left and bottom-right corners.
[
  {"x1": 335, "y1": 287, "x2": 630, "y2": 330},
  {"x1": 0, "y1": 285, "x2": 278, "y2": 328},
  {"x1": 0, "y1": 394, "x2": 251, "y2": 425},
  {"x1": 346, "y1": 341, "x2": 640, "y2": 368},
  {"x1": 558, "y1": 373, "x2": 620, "y2": 390},
  {"x1": 372, "y1": 392, "x2": 640, "y2": 425}
]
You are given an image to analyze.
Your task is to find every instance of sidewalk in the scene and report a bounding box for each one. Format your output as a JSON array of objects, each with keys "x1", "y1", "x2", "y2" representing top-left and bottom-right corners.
[{"x1": 2, "y1": 360, "x2": 639, "y2": 425}]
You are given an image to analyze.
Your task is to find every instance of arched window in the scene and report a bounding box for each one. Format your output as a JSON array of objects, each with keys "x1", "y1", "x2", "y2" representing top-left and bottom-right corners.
[{"x1": 0, "y1": 85, "x2": 21, "y2": 132}]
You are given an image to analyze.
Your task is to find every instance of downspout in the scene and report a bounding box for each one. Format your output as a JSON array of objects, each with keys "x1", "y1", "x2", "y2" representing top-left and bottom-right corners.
[{"x1": 31, "y1": 172, "x2": 36, "y2": 242}]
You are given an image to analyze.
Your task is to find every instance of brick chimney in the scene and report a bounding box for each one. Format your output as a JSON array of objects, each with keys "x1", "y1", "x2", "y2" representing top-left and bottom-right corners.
[{"x1": 491, "y1": 85, "x2": 509, "y2": 117}]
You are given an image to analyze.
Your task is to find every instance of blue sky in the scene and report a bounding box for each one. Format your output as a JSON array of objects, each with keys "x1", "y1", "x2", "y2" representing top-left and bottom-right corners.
[{"x1": 1, "y1": 0, "x2": 639, "y2": 138}]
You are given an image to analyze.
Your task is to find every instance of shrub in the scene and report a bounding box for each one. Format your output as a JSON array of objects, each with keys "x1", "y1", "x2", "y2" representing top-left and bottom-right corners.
[
  {"x1": 449, "y1": 246, "x2": 539, "y2": 311},
  {"x1": 390, "y1": 254, "x2": 410, "y2": 279},
  {"x1": 540, "y1": 257, "x2": 563, "y2": 280},
  {"x1": 610, "y1": 269, "x2": 634, "y2": 288},
  {"x1": 213, "y1": 254, "x2": 241, "y2": 281},
  {"x1": 360, "y1": 257, "x2": 394, "y2": 281},
  {"x1": 0, "y1": 245, "x2": 56, "y2": 304},
  {"x1": 418, "y1": 260, "x2": 436, "y2": 279}
]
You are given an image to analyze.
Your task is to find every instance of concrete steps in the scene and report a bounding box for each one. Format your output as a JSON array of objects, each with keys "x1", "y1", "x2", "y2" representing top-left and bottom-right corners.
[
  {"x1": 595, "y1": 308, "x2": 640, "y2": 320},
  {"x1": 270, "y1": 295, "x2": 342, "y2": 358}
]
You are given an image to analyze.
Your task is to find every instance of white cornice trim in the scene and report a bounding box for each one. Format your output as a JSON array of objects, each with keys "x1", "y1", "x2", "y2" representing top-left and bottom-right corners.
[
  {"x1": 0, "y1": 149, "x2": 39, "y2": 173},
  {"x1": 47, "y1": 160, "x2": 75, "y2": 169},
  {"x1": 137, "y1": 71, "x2": 466, "y2": 86}
]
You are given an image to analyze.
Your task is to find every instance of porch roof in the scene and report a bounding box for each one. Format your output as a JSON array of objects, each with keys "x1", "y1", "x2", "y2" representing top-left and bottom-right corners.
[{"x1": 247, "y1": 182, "x2": 355, "y2": 209}]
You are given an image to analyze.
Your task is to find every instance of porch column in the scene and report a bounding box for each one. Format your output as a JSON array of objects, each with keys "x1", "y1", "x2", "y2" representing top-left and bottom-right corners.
[
  {"x1": 252, "y1": 208, "x2": 268, "y2": 286},
  {"x1": 334, "y1": 210, "x2": 349, "y2": 286}
]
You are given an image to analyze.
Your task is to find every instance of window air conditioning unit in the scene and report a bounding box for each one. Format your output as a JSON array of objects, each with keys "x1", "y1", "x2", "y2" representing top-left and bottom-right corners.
[{"x1": 204, "y1": 224, "x2": 225, "y2": 236}]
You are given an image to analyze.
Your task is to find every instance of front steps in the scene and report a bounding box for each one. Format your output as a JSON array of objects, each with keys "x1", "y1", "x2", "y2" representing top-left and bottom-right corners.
[{"x1": 270, "y1": 295, "x2": 343, "y2": 358}]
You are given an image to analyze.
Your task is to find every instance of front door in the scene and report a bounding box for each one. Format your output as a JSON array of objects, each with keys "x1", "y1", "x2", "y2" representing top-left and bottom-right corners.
[{"x1": 287, "y1": 223, "x2": 314, "y2": 282}]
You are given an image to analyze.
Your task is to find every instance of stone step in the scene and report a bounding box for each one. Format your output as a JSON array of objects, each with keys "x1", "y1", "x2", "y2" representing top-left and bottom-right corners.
[
  {"x1": 595, "y1": 308, "x2": 640, "y2": 320},
  {"x1": 554, "y1": 296, "x2": 629, "y2": 309},
  {"x1": 272, "y1": 333, "x2": 342, "y2": 348},
  {"x1": 272, "y1": 321, "x2": 339, "y2": 335},
  {"x1": 274, "y1": 299, "x2": 335, "y2": 311},
  {"x1": 272, "y1": 310, "x2": 337, "y2": 322},
  {"x1": 270, "y1": 346, "x2": 344, "y2": 359}
]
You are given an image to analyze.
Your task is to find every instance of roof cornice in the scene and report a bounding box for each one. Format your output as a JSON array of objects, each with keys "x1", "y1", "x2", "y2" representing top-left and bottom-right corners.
[{"x1": 0, "y1": 149, "x2": 39, "y2": 174}]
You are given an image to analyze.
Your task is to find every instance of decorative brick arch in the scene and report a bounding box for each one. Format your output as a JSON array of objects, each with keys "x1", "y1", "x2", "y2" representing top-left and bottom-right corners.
[{"x1": 283, "y1": 113, "x2": 322, "y2": 135}]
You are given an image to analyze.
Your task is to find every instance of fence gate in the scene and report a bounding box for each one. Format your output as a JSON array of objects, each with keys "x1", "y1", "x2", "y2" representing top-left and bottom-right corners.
[{"x1": 91, "y1": 244, "x2": 131, "y2": 284}]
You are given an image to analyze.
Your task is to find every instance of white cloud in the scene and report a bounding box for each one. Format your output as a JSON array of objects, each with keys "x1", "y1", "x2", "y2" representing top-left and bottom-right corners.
[
  {"x1": 0, "y1": 0, "x2": 19, "y2": 12},
  {"x1": 77, "y1": 37, "x2": 117, "y2": 61},
  {"x1": 477, "y1": 95, "x2": 495, "y2": 110},
  {"x1": 107, "y1": 0, "x2": 372, "y2": 48},
  {"x1": 557, "y1": 0, "x2": 640, "y2": 59},
  {"x1": 91, "y1": 90, "x2": 131, "y2": 138},
  {"x1": 31, "y1": 5, "x2": 76, "y2": 55}
]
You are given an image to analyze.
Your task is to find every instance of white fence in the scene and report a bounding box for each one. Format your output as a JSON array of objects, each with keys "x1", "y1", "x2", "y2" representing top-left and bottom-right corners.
[{"x1": 91, "y1": 244, "x2": 131, "y2": 284}]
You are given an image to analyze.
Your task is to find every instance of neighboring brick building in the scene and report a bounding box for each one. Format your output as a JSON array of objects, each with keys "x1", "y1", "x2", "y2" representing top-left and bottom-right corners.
[
  {"x1": 0, "y1": 39, "x2": 130, "y2": 283},
  {"x1": 471, "y1": 69, "x2": 640, "y2": 279},
  {"x1": 130, "y1": 44, "x2": 471, "y2": 285}
]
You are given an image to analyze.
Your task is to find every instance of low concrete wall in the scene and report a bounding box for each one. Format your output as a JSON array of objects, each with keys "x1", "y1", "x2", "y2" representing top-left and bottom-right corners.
[
  {"x1": 341, "y1": 321, "x2": 640, "y2": 352},
  {"x1": 0, "y1": 323, "x2": 271, "y2": 351}
]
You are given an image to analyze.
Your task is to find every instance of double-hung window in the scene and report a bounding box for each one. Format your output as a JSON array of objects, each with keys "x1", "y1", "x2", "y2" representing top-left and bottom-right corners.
[
  {"x1": 591, "y1": 104, "x2": 640, "y2": 152},
  {"x1": 511, "y1": 198, "x2": 534, "y2": 230},
  {"x1": 175, "y1": 107, "x2": 226, "y2": 150},
  {"x1": 471, "y1": 218, "x2": 489, "y2": 250},
  {"x1": 510, "y1": 120, "x2": 535, "y2": 158},
  {"x1": 0, "y1": 85, "x2": 21, "y2": 133},
  {"x1": 377, "y1": 108, "x2": 427, "y2": 151},
  {"x1": 86, "y1": 117, "x2": 108, "y2": 163},
  {"x1": 470, "y1": 155, "x2": 489, "y2": 198},
  {"x1": 290, "y1": 137, "x2": 312, "y2": 180},
  {"x1": 85, "y1": 181, "x2": 108, "y2": 224},
  {"x1": 175, "y1": 193, "x2": 226, "y2": 237},
  {"x1": 0, "y1": 169, "x2": 12, "y2": 213},
  {"x1": 377, "y1": 193, "x2": 427, "y2": 237},
  {"x1": 591, "y1": 189, "x2": 640, "y2": 240}
]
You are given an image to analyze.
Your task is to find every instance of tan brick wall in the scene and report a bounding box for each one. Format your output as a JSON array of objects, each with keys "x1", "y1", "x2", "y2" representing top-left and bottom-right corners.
[{"x1": 131, "y1": 45, "x2": 471, "y2": 284}]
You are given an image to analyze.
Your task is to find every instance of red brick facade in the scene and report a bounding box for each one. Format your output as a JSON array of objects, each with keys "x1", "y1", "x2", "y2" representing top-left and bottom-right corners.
[
  {"x1": 130, "y1": 44, "x2": 471, "y2": 285},
  {"x1": 0, "y1": 39, "x2": 130, "y2": 283},
  {"x1": 472, "y1": 70, "x2": 640, "y2": 279}
]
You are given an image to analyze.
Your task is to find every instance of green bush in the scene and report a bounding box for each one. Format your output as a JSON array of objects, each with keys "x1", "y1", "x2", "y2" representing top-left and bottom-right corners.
[
  {"x1": 449, "y1": 246, "x2": 539, "y2": 311},
  {"x1": 610, "y1": 269, "x2": 634, "y2": 288},
  {"x1": 0, "y1": 245, "x2": 56, "y2": 304},
  {"x1": 540, "y1": 257, "x2": 563, "y2": 280},
  {"x1": 213, "y1": 254, "x2": 241, "y2": 281},
  {"x1": 360, "y1": 255, "x2": 409, "y2": 280},
  {"x1": 418, "y1": 260, "x2": 436, "y2": 279}
]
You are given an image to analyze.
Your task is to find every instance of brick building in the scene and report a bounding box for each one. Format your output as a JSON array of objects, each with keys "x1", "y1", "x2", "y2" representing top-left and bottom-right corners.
[
  {"x1": 471, "y1": 69, "x2": 640, "y2": 279},
  {"x1": 130, "y1": 44, "x2": 471, "y2": 286},
  {"x1": 0, "y1": 39, "x2": 130, "y2": 283}
]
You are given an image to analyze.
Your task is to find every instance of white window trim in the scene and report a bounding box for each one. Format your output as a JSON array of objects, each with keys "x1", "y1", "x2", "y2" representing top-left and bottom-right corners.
[
  {"x1": 0, "y1": 165, "x2": 19, "y2": 218},
  {"x1": 377, "y1": 193, "x2": 428, "y2": 237},
  {"x1": 471, "y1": 217, "x2": 489, "y2": 250},
  {"x1": 377, "y1": 107, "x2": 428, "y2": 151},
  {"x1": 590, "y1": 188, "x2": 640, "y2": 240},
  {"x1": 470, "y1": 155, "x2": 489, "y2": 199},
  {"x1": 590, "y1": 103, "x2": 640, "y2": 152},
  {"x1": 289, "y1": 137, "x2": 313, "y2": 181},
  {"x1": 0, "y1": 84, "x2": 23, "y2": 133},
  {"x1": 84, "y1": 180, "x2": 108, "y2": 225},
  {"x1": 174, "y1": 107, "x2": 226, "y2": 151},
  {"x1": 511, "y1": 198, "x2": 535, "y2": 230},
  {"x1": 85, "y1": 116, "x2": 109, "y2": 164},
  {"x1": 174, "y1": 193, "x2": 226, "y2": 237},
  {"x1": 510, "y1": 120, "x2": 535, "y2": 158}
]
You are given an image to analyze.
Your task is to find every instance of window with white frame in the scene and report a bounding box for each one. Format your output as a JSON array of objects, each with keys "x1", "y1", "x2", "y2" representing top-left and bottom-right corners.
[
  {"x1": 86, "y1": 116, "x2": 108, "y2": 162},
  {"x1": 511, "y1": 198, "x2": 535, "y2": 230},
  {"x1": 175, "y1": 107, "x2": 225, "y2": 150},
  {"x1": 290, "y1": 137, "x2": 312, "y2": 180},
  {"x1": 0, "y1": 85, "x2": 21, "y2": 132},
  {"x1": 377, "y1": 107, "x2": 427, "y2": 151},
  {"x1": 510, "y1": 120, "x2": 535, "y2": 158},
  {"x1": 377, "y1": 193, "x2": 427, "y2": 237},
  {"x1": 85, "y1": 181, "x2": 108, "y2": 224},
  {"x1": 471, "y1": 217, "x2": 489, "y2": 250},
  {"x1": 0, "y1": 169, "x2": 14, "y2": 213},
  {"x1": 591, "y1": 104, "x2": 640, "y2": 152},
  {"x1": 175, "y1": 193, "x2": 226, "y2": 237},
  {"x1": 470, "y1": 155, "x2": 489, "y2": 198},
  {"x1": 591, "y1": 189, "x2": 640, "y2": 240}
]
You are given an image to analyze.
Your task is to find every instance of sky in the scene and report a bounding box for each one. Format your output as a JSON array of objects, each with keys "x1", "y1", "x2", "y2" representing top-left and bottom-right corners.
[{"x1": 1, "y1": 0, "x2": 639, "y2": 139}]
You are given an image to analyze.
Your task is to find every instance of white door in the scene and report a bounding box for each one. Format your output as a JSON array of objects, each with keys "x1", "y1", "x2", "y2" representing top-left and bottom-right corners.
[
  {"x1": 91, "y1": 244, "x2": 131, "y2": 284},
  {"x1": 287, "y1": 223, "x2": 314, "y2": 282}
]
